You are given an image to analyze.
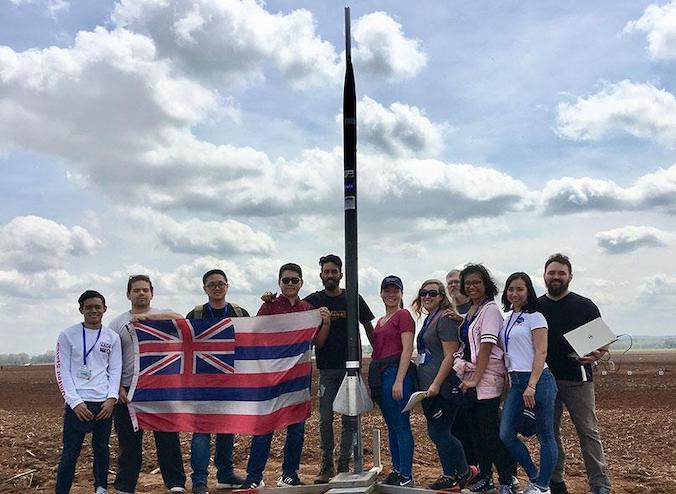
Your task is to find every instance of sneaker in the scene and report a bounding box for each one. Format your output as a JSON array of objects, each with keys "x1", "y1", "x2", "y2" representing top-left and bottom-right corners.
[
  {"x1": 511, "y1": 476, "x2": 520, "y2": 491},
  {"x1": 470, "y1": 477, "x2": 495, "y2": 493},
  {"x1": 95, "y1": 488, "x2": 108, "y2": 494},
  {"x1": 458, "y1": 466, "x2": 479, "y2": 489},
  {"x1": 498, "y1": 485, "x2": 515, "y2": 494},
  {"x1": 336, "y1": 458, "x2": 350, "y2": 473},
  {"x1": 428, "y1": 475, "x2": 459, "y2": 491},
  {"x1": 238, "y1": 480, "x2": 264, "y2": 490},
  {"x1": 192, "y1": 484, "x2": 208, "y2": 494},
  {"x1": 522, "y1": 483, "x2": 551, "y2": 494},
  {"x1": 380, "y1": 471, "x2": 400, "y2": 485},
  {"x1": 549, "y1": 481, "x2": 569, "y2": 494},
  {"x1": 397, "y1": 474, "x2": 414, "y2": 487},
  {"x1": 169, "y1": 488, "x2": 187, "y2": 493},
  {"x1": 314, "y1": 463, "x2": 335, "y2": 484},
  {"x1": 217, "y1": 473, "x2": 245, "y2": 489},
  {"x1": 277, "y1": 475, "x2": 305, "y2": 487}
]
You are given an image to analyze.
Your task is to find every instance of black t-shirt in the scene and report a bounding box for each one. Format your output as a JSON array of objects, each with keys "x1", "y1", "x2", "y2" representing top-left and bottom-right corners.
[
  {"x1": 538, "y1": 292, "x2": 600, "y2": 382},
  {"x1": 456, "y1": 301, "x2": 472, "y2": 315},
  {"x1": 186, "y1": 302, "x2": 250, "y2": 320},
  {"x1": 304, "y1": 289, "x2": 375, "y2": 370}
]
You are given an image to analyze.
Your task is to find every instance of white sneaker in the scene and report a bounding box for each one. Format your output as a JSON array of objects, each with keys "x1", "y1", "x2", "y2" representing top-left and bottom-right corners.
[
  {"x1": 169, "y1": 488, "x2": 187, "y2": 493},
  {"x1": 95, "y1": 488, "x2": 108, "y2": 494},
  {"x1": 523, "y1": 483, "x2": 551, "y2": 494}
]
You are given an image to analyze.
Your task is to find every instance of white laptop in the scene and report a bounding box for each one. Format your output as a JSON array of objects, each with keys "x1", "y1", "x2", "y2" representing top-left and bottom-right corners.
[{"x1": 564, "y1": 317, "x2": 618, "y2": 358}]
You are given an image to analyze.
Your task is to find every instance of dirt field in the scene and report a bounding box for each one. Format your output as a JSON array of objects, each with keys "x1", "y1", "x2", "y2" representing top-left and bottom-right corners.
[{"x1": 1, "y1": 351, "x2": 675, "y2": 494}]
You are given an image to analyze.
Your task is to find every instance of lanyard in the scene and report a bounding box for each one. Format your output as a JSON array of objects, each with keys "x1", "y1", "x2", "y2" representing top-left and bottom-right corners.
[
  {"x1": 81, "y1": 323, "x2": 102, "y2": 366},
  {"x1": 207, "y1": 303, "x2": 227, "y2": 319},
  {"x1": 417, "y1": 308, "x2": 441, "y2": 355},
  {"x1": 460, "y1": 299, "x2": 488, "y2": 340},
  {"x1": 503, "y1": 311, "x2": 524, "y2": 354}
]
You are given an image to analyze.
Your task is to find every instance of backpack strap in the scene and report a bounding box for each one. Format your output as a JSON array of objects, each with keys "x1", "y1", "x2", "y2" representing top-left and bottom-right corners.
[
  {"x1": 192, "y1": 304, "x2": 204, "y2": 320},
  {"x1": 229, "y1": 303, "x2": 244, "y2": 318}
]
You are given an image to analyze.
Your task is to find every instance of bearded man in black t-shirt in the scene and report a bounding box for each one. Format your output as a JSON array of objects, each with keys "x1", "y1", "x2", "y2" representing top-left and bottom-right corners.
[
  {"x1": 303, "y1": 254, "x2": 375, "y2": 483},
  {"x1": 538, "y1": 254, "x2": 611, "y2": 494}
]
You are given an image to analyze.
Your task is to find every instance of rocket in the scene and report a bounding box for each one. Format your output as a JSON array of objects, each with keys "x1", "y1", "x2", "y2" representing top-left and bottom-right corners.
[{"x1": 332, "y1": 6, "x2": 373, "y2": 474}]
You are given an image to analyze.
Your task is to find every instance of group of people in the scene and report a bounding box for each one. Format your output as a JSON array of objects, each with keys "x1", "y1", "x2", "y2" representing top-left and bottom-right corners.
[
  {"x1": 53, "y1": 252, "x2": 612, "y2": 494},
  {"x1": 369, "y1": 254, "x2": 612, "y2": 494}
]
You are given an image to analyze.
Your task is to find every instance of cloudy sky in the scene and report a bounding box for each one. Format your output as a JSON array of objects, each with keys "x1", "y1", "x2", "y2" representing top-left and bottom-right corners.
[{"x1": 1, "y1": 0, "x2": 675, "y2": 354}]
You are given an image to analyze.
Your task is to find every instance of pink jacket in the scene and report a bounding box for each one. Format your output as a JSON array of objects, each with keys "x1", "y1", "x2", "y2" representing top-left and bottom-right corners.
[{"x1": 453, "y1": 301, "x2": 507, "y2": 400}]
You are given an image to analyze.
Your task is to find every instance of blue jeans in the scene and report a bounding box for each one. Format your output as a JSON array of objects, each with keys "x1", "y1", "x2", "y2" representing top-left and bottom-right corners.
[
  {"x1": 422, "y1": 393, "x2": 468, "y2": 477},
  {"x1": 378, "y1": 367, "x2": 415, "y2": 478},
  {"x1": 190, "y1": 433, "x2": 235, "y2": 486},
  {"x1": 500, "y1": 369, "x2": 558, "y2": 489},
  {"x1": 246, "y1": 422, "x2": 305, "y2": 482},
  {"x1": 55, "y1": 403, "x2": 113, "y2": 494}
]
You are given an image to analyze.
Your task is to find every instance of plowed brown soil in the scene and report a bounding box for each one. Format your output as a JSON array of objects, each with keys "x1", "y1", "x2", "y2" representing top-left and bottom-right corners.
[{"x1": 1, "y1": 351, "x2": 675, "y2": 494}]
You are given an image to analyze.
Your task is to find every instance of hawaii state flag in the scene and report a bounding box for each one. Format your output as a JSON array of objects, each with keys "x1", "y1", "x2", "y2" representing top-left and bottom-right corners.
[{"x1": 127, "y1": 310, "x2": 321, "y2": 435}]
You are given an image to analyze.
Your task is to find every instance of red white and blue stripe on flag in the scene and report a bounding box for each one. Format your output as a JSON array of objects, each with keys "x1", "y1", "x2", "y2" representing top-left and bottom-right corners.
[{"x1": 127, "y1": 310, "x2": 321, "y2": 435}]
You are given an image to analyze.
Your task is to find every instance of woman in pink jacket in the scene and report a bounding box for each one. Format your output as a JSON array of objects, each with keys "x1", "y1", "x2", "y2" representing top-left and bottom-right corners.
[{"x1": 454, "y1": 264, "x2": 516, "y2": 494}]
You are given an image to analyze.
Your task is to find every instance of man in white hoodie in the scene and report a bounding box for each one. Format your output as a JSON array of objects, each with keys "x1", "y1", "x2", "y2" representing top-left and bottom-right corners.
[{"x1": 55, "y1": 290, "x2": 122, "y2": 494}]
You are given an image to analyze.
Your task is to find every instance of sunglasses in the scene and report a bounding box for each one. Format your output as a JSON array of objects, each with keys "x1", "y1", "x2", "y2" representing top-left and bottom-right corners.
[
  {"x1": 281, "y1": 277, "x2": 301, "y2": 285},
  {"x1": 419, "y1": 289, "x2": 441, "y2": 298}
]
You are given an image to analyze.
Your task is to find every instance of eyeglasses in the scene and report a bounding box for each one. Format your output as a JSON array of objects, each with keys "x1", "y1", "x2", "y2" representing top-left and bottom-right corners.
[
  {"x1": 205, "y1": 282, "x2": 227, "y2": 289},
  {"x1": 281, "y1": 277, "x2": 301, "y2": 285},
  {"x1": 419, "y1": 289, "x2": 441, "y2": 298},
  {"x1": 464, "y1": 280, "x2": 484, "y2": 287}
]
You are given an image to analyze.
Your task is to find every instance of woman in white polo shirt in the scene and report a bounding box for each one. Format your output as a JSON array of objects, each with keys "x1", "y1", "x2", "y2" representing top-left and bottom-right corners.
[{"x1": 498, "y1": 273, "x2": 557, "y2": 494}]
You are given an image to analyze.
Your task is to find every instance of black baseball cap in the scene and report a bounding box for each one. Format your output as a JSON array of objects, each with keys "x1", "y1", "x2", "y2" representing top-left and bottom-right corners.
[{"x1": 381, "y1": 275, "x2": 404, "y2": 291}]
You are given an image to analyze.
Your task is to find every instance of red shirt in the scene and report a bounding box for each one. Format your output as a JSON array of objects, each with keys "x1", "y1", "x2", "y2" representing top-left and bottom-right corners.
[
  {"x1": 372, "y1": 308, "x2": 415, "y2": 360},
  {"x1": 257, "y1": 296, "x2": 315, "y2": 315}
]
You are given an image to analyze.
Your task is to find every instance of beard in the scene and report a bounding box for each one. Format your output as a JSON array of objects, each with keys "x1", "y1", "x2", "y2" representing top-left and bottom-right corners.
[
  {"x1": 546, "y1": 279, "x2": 570, "y2": 297},
  {"x1": 322, "y1": 278, "x2": 339, "y2": 291}
]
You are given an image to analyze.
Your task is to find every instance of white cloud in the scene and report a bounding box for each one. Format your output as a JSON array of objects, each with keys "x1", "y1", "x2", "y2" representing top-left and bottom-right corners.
[
  {"x1": 111, "y1": 2, "x2": 426, "y2": 89},
  {"x1": 540, "y1": 164, "x2": 676, "y2": 215},
  {"x1": 625, "y1": 1, "x2": 676, "y2": 60},
  {"x1": 555, "y1": 80, "x2": 676, "y2": 146},
  {"x1": 595, "y1": 225, "x2": 671, "y2": 254},
  {"x1": 111, "y1": 0, "x2": 341, "y2": 89},
  {"x1": 360, "y1": 155, "x2": 535, "y2": 219},
  {"x1": 352, "y1": 11, "x2": 427, "y2": 81},
  {"x1": 639, "y1": 274, "x2": 676, "y2": 299},
  {"x1": 356, "y1": 96, "x2": 443, "y2": 157},
  {"x1": 0, "y1": 268, "x2": 111, "y2": 299},
  {"x1": 124, "y1": 208, "x2": 275, "y2": 255},
  {"x1": 0, "y1": 216, "x2": 101, "y2": 273}
]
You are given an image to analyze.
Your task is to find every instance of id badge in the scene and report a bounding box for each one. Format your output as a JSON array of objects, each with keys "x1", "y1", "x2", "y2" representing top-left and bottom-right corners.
[
  {"x1": 77, "y1": 365, "x2": 92, "y2": 380},
  {"x1": 504, "y1": 353, "x2": 511, "y2": 370}
]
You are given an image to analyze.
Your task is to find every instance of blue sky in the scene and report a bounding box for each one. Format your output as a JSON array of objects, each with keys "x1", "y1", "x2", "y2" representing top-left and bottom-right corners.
[{"x1": 1, "y1": 0, "x2": 675, "y2": 354}]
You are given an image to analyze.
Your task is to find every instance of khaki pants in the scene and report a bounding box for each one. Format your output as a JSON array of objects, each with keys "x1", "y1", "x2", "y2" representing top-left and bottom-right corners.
[{"x1": 553, "y1": 380, "x2": 611, "y2": 491}]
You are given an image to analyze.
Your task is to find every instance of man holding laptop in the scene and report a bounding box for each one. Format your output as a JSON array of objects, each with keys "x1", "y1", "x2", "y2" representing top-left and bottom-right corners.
[{"x1": 538, "y1": 253, "x2": 612, "y2": 494}]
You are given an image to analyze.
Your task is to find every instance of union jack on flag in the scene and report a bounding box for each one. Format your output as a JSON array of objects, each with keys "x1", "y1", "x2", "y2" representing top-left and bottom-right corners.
[
  {"x1": 135, "y1": 318, "x2": 235, "y2": 377},
  {"x1": 127, "y1": 310, "x2": 321, "y2": 435}
]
